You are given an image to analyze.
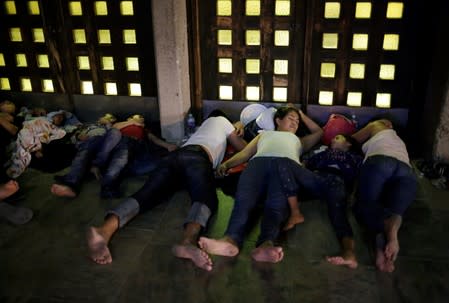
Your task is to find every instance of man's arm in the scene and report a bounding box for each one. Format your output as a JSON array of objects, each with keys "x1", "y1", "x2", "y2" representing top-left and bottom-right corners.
[
  {"x1": 0, "y1": 116, "x2": 19, "y2": 136},
  {"x1": 217, "y1": 134, "x2": 259, "y2": 176},
  {"x1": 299, "y1": 110, "x2": 323, "y2": 152},
  {"x1": 147, "y1": 132, "x2": 177, "y2": 152}
]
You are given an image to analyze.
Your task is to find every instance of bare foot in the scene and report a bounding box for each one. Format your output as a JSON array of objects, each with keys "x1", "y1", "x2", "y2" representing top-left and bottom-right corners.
[
  {"x1": 86, "y1": 227, "x2": 112, "y2": 265},
  {"x1": 283, "y1": 213, "x2": 305, "y2": 231},
  {"x1": 384, "y1": 215, "x2": 401, "y2": 262},
  {"x1": 326, "y1": 253, "x2": 358, "y2": 269},
  {"x1": 90, "y1": 166, "x2": 102, "y2": 180},
  {"x1": 198, "y1": 237, "x2": 239, "y2": 257},
  {"x1": 251, "y1": 246, "x2": 284, "y2": 263},
  {"x1": 51, "y1": 184, "x2": 77, "y2": 198},
  {"x1": 375, "y1": 247, "x2": 395, "y2": 272},
  {"x1": 172, "y1": 243, "x2": 213, "y2": 271},
  {"x1": 0, "y1": 180, "x2": 19, "y2": 200}
]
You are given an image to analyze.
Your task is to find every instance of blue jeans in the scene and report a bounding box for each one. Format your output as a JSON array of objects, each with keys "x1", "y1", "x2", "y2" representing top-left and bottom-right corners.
[{"x1": 353, "y1": 155, "x2": 417, "y2": 233}]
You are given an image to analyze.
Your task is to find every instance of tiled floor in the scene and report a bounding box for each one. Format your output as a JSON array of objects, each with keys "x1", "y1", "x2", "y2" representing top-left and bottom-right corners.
[{"x1": 1, "y1": 165, "x2": 448, "y2": 303}]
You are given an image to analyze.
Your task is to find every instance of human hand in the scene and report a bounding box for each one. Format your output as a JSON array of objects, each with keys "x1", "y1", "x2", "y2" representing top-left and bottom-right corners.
[
  {"x1": 233, "y1": 121, "x2": 244, "y2": 137},
  {"x1": 166, "y1": 143, "x2": 178, "y2": 152},
  {"x1": 216, "y1": 163, "x2": 228, "y2": 177}
]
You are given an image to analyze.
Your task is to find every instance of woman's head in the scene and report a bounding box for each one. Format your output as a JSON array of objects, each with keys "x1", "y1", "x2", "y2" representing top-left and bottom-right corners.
[
  {"x1": 331, "y1": 134, "x2": 361, "y2": 153},
  {"x1": 273, "y1": 106, "x2": 301, "y2": 133},
  {"x1": 128, "y1": 114, "x2": 144, "y2": 124},
  {"x1": 98, "y1": 113, "x2": 117, "y2": 125},
  {"x1": 0, "y1": 100, "x2": 16, "y2": 114}
]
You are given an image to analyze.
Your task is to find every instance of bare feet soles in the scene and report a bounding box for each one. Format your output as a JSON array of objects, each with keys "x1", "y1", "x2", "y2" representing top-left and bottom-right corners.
[
  {"x1": 51, "y1": 184, "x2": 77, "y2": 198},
  {"x1": 0, "y1": 180, "x2": 19, "y2": 200},
  {"x1": 251, "y1": 246, "x2": 284, "y2": 263},
  {"x1": 283, "y1": 213, "x2": 305, "y2": 231},
  {"x1": 326, "y1": 253, "x2": 358, "y2": 269},
  {"x1": 198, "y1": 237, "x2": 239, "y2": 257},
  {"x1": 86, "y1": 227, "x2": 112, "y2": 265},
  {"x1": 375, "y1": 234, "x2": 396, "y2": 272},
  {"x1": 172, "y1": 243, "x2": 213, "y2": 271}
]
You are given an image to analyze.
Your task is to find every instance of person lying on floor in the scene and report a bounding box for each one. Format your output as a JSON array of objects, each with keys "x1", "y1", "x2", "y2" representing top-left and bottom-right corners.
[{"x1": 86, "y1": 110, "x2": 247, "y2": 270}]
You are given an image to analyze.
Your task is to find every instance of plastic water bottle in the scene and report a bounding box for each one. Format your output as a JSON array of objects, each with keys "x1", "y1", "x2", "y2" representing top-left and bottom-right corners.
[{"x1": 186, "y1": 113, "x2": 196, "y2": 137}]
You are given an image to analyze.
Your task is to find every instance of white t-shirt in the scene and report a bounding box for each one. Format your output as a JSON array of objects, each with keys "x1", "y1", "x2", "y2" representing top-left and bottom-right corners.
[
  {"x1": 362, "y1": 129, "x2": 410, "y2": 166},
  {"x1": 253, "y1": 131, "x2": 303, "y2": 164},
  {"x1": 183, "y1": 116, "x2": 235, "y2": 168}
]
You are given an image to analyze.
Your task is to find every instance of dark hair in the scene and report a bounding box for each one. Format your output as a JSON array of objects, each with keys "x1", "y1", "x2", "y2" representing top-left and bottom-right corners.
[
  {"x1": 341, "y1": 134, "x2": 362, "y2": 155},
  {"x1": 273, "y1": 106, "x2": 301, "y2": 130},
  {"x1": 207, "y1": 109, "x2": 230, "y2": 121}
]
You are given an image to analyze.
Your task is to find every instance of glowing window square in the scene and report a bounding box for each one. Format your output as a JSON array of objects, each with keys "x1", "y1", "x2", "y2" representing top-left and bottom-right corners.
[
  {"x1": 246, "y1": 59, "x2": 260, "y2": 74},
  {"x1": 347, "y1": 92, "x2": 362, "y2": 106},
  {"x1": 275, "y1": 0, "x2": 290, "y2": 16},
  {"x1": 105, "y1": 82, "x2": 117, "y2": 95},
  {"x1": 246, "y1": 0, "x2": 260, "y2": 16},
  {"x1": 246, "y1": 30, "x2": 260, "y2": 46},
  {"x1": 218, "y1": 58, "x2": 232, "y2": 73},
  {"x1": 101, "y1": 57, "x2": 114, "y2": 70},
  {"x1": 273, "y1": 87, "x2": 287, "y2": 102},
  {"x1": 246, "y1": 86, "x2": 260, "y2": 100},
  {"x1": 387, "y1": 2, "x2": 403, "y2": 19},
  {"x1": 325, "y1": 2, "x2": 340, "y2": 18},
  {"x1": 376, "y1": 93, "x2": 391, "y2": 108},
  {"x1": 349, "y1": 63, "x2": 365, "y2": 79},
  {"x1": 322, "y1": 33, "x2": 338, "y2": 49},
  {"x1": 383, "y1": 34, "x2": 399, "y2": 50},
  {"x1": 1, "y1": 78, "x2": 11, "y2": 90},
  {"x1": 319, "y1": 91, "x2": 333, "y2": 105},
  {"x1": 42, "y1": 79, "x2": 54, "y2": 92},
  {"x1": 219, "y1": 85, "x2": 233, "y2": 100},
  {"x1": 352, "y1": 34, "x2": 368, "y2": 50},
  {"x1": 78, "y1": 56, "x2": 90, "y2": 70},
  {"x1": 129, "y1": 83, "x2": 141, "y2": 96},
  {"x1": 94, "y1": 1, "x2": 108, "y2": 15},
  {"x1": 274, "y1": 60, "x2": 288, "y2": 75},
  {"x1": 21, "y1": 78, "x2": 32, "y2": 92},
  {"x1": 69, "y1": 1, "x2": 83, "y2": 16},
  {"x1": 123, "y1": 29, "x2": 136, "y2": 44},
  {"x1": 81, "y1": 81, "x2": 94, "y2": 94},
  {"x1": 32, "y1": 28, "x2": 45, "y2": 42},
  {"x1": 217, "y1": 0, "x2": 232, "y2": 16},
  {"x1": 120, "y1": 1, "x2": 134, "y2": 15},
  {"x1": 73, "y1": 29, "x2": 86, "y2": 43},
  {"x1": 0, "y1": 54, "x2": 5, "y2": 66},
  {"x1": 379, "y1": 64, "x2": 395, "y2": 80},
  {"x1": 126, "y1": 57, "x2": 139, "y2": 71},
  {"x1": 28, "y1": 1, "x2": 40, "y2": 14},
  {"x1": 16, "y1": 54, "x2": 27, "y2": 67},
  {"x1": 5, "y1": 1, "x2": 17, "y2": 14},
  {"x1": 98, "y1": 29, "x2": 111, "y2": 44},
  {"x1": 274, "y1": 30, "x2": 289, "y2": 46},
  {"x1": 218, "y1": 30, "x2": 232, "y2": 45},
  {"x1": 320, "y1": 63, "x2": 336, "y2": 78},
  {"x1": 37, "y1": 54, "x2": 49, "y2": 68},
  {"x1": 10, "y1": 28, "x2": 22, "y2": 42},
  {"x1": 355, "y1": 2, "x2": 371, "y2": 18}
]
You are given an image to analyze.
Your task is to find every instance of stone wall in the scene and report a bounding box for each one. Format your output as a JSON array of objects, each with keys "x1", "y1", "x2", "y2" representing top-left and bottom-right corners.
[{"x1": 434, "y1": 81, "x2": 449, "y2": 163}]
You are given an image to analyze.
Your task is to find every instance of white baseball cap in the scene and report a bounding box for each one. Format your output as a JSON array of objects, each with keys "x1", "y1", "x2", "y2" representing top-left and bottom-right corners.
[
  {"x1": 240, "y1": 104, "x2": 267, "y2": 126},
  {"x1": 255, "y1": 107, "x2": 276, "y2": 131}
]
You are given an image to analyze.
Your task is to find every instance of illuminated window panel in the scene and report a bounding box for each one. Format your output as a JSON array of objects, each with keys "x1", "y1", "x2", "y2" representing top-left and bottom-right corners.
[
  {"x1": 349, "y1": 63, "x2": 365, "y2": 79},
  {"x1": 69, "y1": 1, "x2": 83, "y2": 16},
  {"x1": 383, "y1": 34, "x2": 399, "y2": 50},
  {"x1": 322, "y1": 33, "x2": 338, "y2": 49},
  {"x1": 246, "y1": 30, "x2": 260, "y2": 46},
  {"x1": 81, "y1": 81, "x2": 94, "y2": 94},
  {"x1": 129, "y1": 83, "x2": 142, "y2": 96},
  {"x1": 9, "y1": 28, "x2": 22, "y2": 42},
  {"x1": 352, "y1": 34, "x2": 368, "y2": 50},
  {"x1": 5, "y1": 1, "x2": 17, "y2": 14},
  {"x1": 73, "y1": 29, "x2": 86, "y2": 44},
  {"x1": 273, "y1": 87, "x2": 287, "y2": 102},
  {"x1": 386, "y1": 2, "x2": 403, "y2": 19},
  {"x1": 355, "y1": 2, "x2": 371, "y2": 19},
  {"x1": 275, "y1": 0, "x2": 290, "y2": 16},
  {"x1": 324, "y1": 2, "x2": 340, "y2": 18},
  {"x1": 123, "y1": 29, "x2": 136, "y2": 44},
  {"x1": 379, "y1": 64, "x2": 395, "y2": 80},
  {"x1": 1, "y1": 78, "x2": 11, "y2": 90},
  {"x1": 320, "y1": 63, "x2": 336, "y2": 78},
  {"x1": 101, "y1": 56, "x2": 114, "y2": 70},
  {"x1": 217, "y1": 0, "x2": 232, "y2": 16},
  {"x1": 98, "y1": 29, "x2": 111, "y2": 44},
  {"x1": 37, "y1": 54, "x2": 49, "y2": 68},
  {"x1": 218, "y1": 30, "x2": 232, "y2": 45},
  {"x1": 28, "y1": 1, "x2": 40, "y2": 15},
  {"x1": 0, "y1": 54, "x2": 5, "y2": 66},
  {"x1": 219, "y1": 85, "x2": 233, "y2": 100},
  {"x1": 246, "y1": 59, "x2": 260, "y2": 74},
  {"x1": 376, "y1": 93, "x2": 391, "y2": 108},
  {"x1": 274, "y1": 60, "x2": 288, "y2": 75},
  {"x1": 105, "y1": 82, "x2": 118, "y2": 95},
  {"x1": 21, "y1": 78, "x2": 32, "y2": 92},
  {"x1": 94, "y1": 1, "x2": 108, "y2": 15},
  {"x1": 347, "y1": 92, "x2": 362, "y2": 107},
  {"x1": 246, "y1": 86, "x2": 260, "y2": 100},
  {"x1": 218, "y1": 58, "x2": 232, "y2": 73},
  {"x1": 246, "y1": 0, "x2": 260, "y2": 16},
  {"x1": 120, "y1": 1, "x2": 134, "y2": 15},
  {"x1": 32, "y1": 28, "x2": 45, "y2": 43},
  {"x1": 274, "y1": 30, "x2": 289, "y2": 46},
  {"x1": 42, "y1": 79, "x2": 54, "y2": 92},
  {"x1": 319, "y1": 91, "x2": 333, "y2": 105},
  {"x1": 126, "y1": 57, "x2": 139, "y2": 71},
  {"x1": 77, "y1": 56, "x2": 90, "y2": 70},
  {"x1": 16, "y1": 54, "x2": 28, "y2": 67}
]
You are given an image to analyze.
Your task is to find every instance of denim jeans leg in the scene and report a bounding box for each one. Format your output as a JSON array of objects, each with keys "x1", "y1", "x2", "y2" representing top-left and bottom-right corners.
[
  {"x1": 59, "y1": 148, "x2": 92, "y2": 190},
  {"x1": 92, "y1": 128, "x2": 122, "y2": 168},
  {"x1": 101, "y1": 140, "x2": 129, "y2": 193}
]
